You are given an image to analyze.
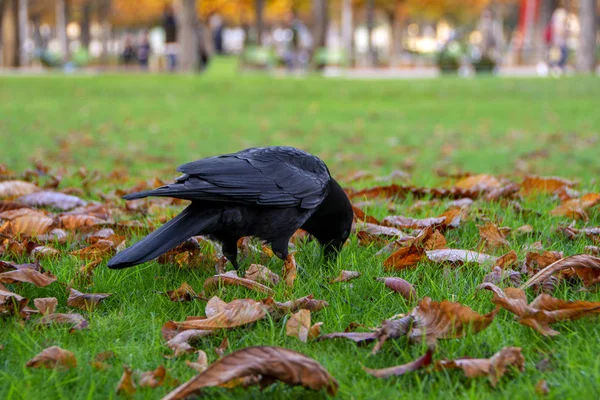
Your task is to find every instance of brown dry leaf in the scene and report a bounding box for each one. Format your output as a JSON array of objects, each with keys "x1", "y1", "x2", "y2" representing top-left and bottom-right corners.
[
  {"x1": 376, "y1": 277, "x2": 416, "y2": 300},
  {"x1": 244, "y1": 264, "x2": 280, "y2": 286},
  {"x1": 175, "y1": 297, "x2": 268, "y2": 331},
  {"x1": 521, "y1": 175, "x2": 576, "y2": 196},
  {"x1": 67, "y1": 288, "x2": 111, "y2": 311},
  {"x1": 0, "y1": 180, "x2": 40, "y2": 198},
  {"x1": 25, "y1": 346, "x2": 76, "y2": 370},
  {"x1": 139, "y1": 365, "x2": 167, "y2": 388},
  {"x1": 363, "y1": 349, "x2": 433, "y2": 378},
  {"x1": 495, "y1": 250, "x2": 518, "y2": 269},
  {"x1": 0, "y1": 268, "x2": 56, "y2": 287},
  {"x1": 382, "y1": 215, "x2": 446, "y2": 230},
  {"x1": 455, "y1": 174, "x2": 501, "y2": 191},
  {"x1": 317, "y1": 331, "x2": 377, "y2": 344},
  {"x1": 31, "y1": 245, "x2": 61, "y2": 258},
  {"x1": 525, "y1": 251, "x2": 564, "y2": 274},
  {"x1": 286, "y1": 310, "x2": 323, "y2": 342},
  {"x1": 480, "y1": 282, "x2": 600, "y2": 336},
  {"x1": 408, "y1": 297, "x2": 497, "y2": 345},
  {"x1": 435, "y1": 346, "x2": 524, "y2": 387},
  {"x1": 352, "y1": 205, "x2": 379, "y2": 224},
  {"x1": 266, "y1": 295, "x2": 329, "y2": 318},
  {"x1": 535, "y1": 379, "x2": 550, "y2": 395},
  {"x1": 116, "y1": 365, "x2": 137, "y2": 395},
  {"x1": 425, "y1": 249, "x2": 497, "y2": 265},
  {"x1": 69, "y1": 240, "x2": 114, "y2": 260},
  {"x1": 383, "y1": 227, "x2": 447, "y2": 271},
  {"x1": 203, "y1": 272, "x2": 274, "y2": 296},
  {"x1": 60, "y1": 214, "x2": 107, "y2": 230},
  {"x1": 38, "y1": 312, "x2": 89, "y2": 331},
  {"x1": 550, "y1": 193, "x2": 600, "y2": 220},
  {"x1": 162, "y1": 346, "x2": 338, "y2": 400},
  {"x1": 34, "y1": 297, "x2": 58, "y2": 315},
  {"x1": 484, "y1": 267, "x2": 522, "y2": 286},
  {"x1": 215, "y1": 337, "x2": 229, "y2": 358},
  {"x1": 186, "y1": 350, "x2": 209, "y2": 372},
  {"x1": 17, "y1": 191, "x2": 86, "y2": 211},
  {"x1": 37, "y1": 228, "x2": 68, "y2": 243},
  {"x1": 516, "y1": 224, "x2": 534, "y2": 234},
  {"x1": 522, "y1": 254, "x2": 600, "y2": 287},
  {"x1": 162, "y1": 321, "x2": 214, "y2": 356},
  {"x1": 1, "y1": 211, "x2": 57, "y2": 236},
  {"x1": 0, "y1": 289, "x2": 28, "y2": 316},
  {"x1": 330, "y1": 270, "x2": 361, "y2": 284},
  {"x1": 283, "y1": 253, "x2": 297, "y2": 288},
  {"x1": 167, "y1": 282, "x2": 203, "y2": 302},
  {"x1": 479, "y1": 222, "x2": 510, "y2": 250}
]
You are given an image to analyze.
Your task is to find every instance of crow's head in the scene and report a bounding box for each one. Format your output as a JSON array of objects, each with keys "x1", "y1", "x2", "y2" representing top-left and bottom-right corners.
[{"x1": 302, "y1": 178, "x2": 353, "y2": 260}]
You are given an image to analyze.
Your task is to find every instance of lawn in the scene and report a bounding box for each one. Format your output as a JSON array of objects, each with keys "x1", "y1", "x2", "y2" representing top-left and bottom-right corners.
[{"x1": 1, "y1": 61, "x2": 600, "y2": 399}]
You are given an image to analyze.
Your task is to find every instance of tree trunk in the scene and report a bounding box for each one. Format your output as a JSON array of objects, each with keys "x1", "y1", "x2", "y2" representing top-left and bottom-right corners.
[
  {"x1": 312, "y1": 0, "x2": 328, "y2": 49},
  {"x1": 341, "y1": 0, "x2": 353, "y2": 64},
  {"x1": 176, "y1": 0, "x2": 198, "y2": 72},
  {"x1": 80, "y1": 0, "x2": 91, "y2": 50},
  {"x1": 18, "y1": 0, "x2": 27, "y2": 65},
  {"x1": 55, "y1": 0, "x2": 68, "y2": 59},
  {"x1": 535, "y1": 0, "x2": 557, "y2": 62},
  {"x1": 1, "y1": 0, "x2": 19, "y2": 67},
  {"x1": 366, "y1": 0, "x2": 376, "y2": 67},
  {"x1": 254, "y1": 0, "x2": 264, "y2": 45},
  {"x1": 576, "y1": 0, "x2": 598, "y2": 73},
  {"x1": 97, "y1": 0, "x2": 111, "y2": 62}
]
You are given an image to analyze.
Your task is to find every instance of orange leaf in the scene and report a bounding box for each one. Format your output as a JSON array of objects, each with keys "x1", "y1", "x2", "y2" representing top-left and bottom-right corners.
[{"x1": 26, "y1": 346, "x2": 76, "y2": 370}]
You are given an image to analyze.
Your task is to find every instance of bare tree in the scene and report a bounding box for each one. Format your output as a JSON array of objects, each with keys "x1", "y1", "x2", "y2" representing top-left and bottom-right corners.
[
  {"x1": 366, "y1": 0, "x2": 376, "y2": 66},
  {"x1": 576, "y1": 0, "x2": 598, "y2": 73},
  {"x1": 312, "y1": 0, "x2": 328, "y2": 49},
  {"x1": 80, "y1": 0, "x2": 92, "y2": 50},
  {"x1": 1, "y1": 0, "x2": 19, "y2": 67},
  {"x1": 18, "y1": 0, "x2": 27, "y2": 65},
  {"x1": 55, "y1": 0, "x2": 68, "y2": 58},
  {"x1": 176, "y1": 0, "x2": 198, "y2": 72},
  {"x1": 255, "y1": 0, "x2": 264, "y2": 45},
  {"x1": 96, "y1": 0, "x2": 111, "y2": 62},
  {"x1": 341, "y1": 0, "x2": 353, "y2": 64}
]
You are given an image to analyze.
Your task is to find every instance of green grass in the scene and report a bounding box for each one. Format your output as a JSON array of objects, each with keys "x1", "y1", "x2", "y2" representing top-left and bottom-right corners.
[{"x1": 1, "y1": 59, "x2": 600, "y2": 399}]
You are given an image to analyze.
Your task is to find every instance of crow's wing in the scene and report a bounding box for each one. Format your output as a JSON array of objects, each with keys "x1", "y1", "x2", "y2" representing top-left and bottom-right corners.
[{"x1": 127, "y1": 147, "x2": 330, "y2": 209}]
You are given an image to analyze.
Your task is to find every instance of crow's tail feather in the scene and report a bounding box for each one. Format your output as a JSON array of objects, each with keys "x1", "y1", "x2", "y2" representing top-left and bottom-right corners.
[
  {"x1": 121, "y1": 185, "x2": 179, "y2": 200},
  {"x1": 107, "y1": 204, "x2": 219, "y2": 269}
]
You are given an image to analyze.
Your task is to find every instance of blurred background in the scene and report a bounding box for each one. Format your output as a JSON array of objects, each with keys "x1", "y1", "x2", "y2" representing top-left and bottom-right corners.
[{"x1": 0, "y1": 0, "x2": 598, "y2": 76}]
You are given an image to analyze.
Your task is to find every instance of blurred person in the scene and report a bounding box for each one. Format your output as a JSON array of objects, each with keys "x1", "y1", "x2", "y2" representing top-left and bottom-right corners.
[
  {"x1": 137, "y1": 31, "x2": 151, "y2": 70},
  {"x1": 163, "y1": 5, "x2": 178, "y2": 72},
  {"x1": 284, "y1": 11, "x2": 311, "y2": 71},
  {"x1": 547, "y1": 9, "x2": 569, "y2": 72},
  {"x1": 121, "y1": 35, "x2": 135, "y2": 65},
  {"x1": 210, "y1": 14, "x2": 225, "y2": 55}
]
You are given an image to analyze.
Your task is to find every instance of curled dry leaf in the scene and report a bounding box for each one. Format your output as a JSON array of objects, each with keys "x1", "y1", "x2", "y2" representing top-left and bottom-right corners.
[
  {"x1": 484, "y1": 267, "x2": 522, "y2": 287},
  {"x1": 265, "y1": 295, "x2": 329, "y2": 319},
  {"x1": 318, "y1": 331, "x2": 377, "y2": 344},
  {"x1": 167, "y1": 282, "x2": 203, "y2": 302},
  {"x1": 34, "y1": 297, "x2": 58, "y2": 315},
  {"x1": 162, "y1": 346, "x2": 338, "y2": 400},
  {"x1": 17, "y1": 191, "x2": 86, "y2": 211},
  {"x1": 352, "y1": 205, "x2": 379, "y2": 224},
  {"x1": 383, "y1": 227, "x2": 447, "y2": 270},
  {"x1": 0, "y1": 180, "x2": 40, "y2": 198},
  {"x1": 521, "y1": 175, "x2": 576, "y2": 196},
  {"x1": 536, "y1": 379, "x2": 550, "y2": 395},
  {"x1": 26, "y1": 346, "x2": 76, "y2": 370},
  {"x1": 286, "y1": 310, "x2": 323, "y2": 342},
  {"x1": 522, "y1": 254, "x2": 600, "y2": 288},
  {"x1": 203, "y1": 272, "x2": 274, "y2": 296},
  {"x1": 479, "y1": 282, "x2": 600, "y2": 336},
  {"x1": 363, "y1": 349, "x2": 433, "y2": 378},
  {"x1": 59, "y1": 214, "x2": 107, "y2": 230},
  {"x1": 355, "y1": 222, "x2": 409, "y2": 243},
  {"x1": 283, "y1": 253, "x2": 297, "y2": 288},
  {"x1": 330, "y1": 270, "x2": 361, "y2": 284},
  {"x1": 455, "y1": 174, "x2": 501, "y2": 191},
  {"x1": 550, "y1": 193, "x2": 600, "y2": 220},
  {"x1": 69, "y1": 240, "x2": 115, "y2": 260},
  {"x1": 376, "y1": 277, "x2": 416, "y2": 300},
  {"x1": 0, "y1": 210, "x2": 56, "y2": 236},
  {"x1": 244, "y1": 264, "x2": 281, "y2": 286},
  {"x1": 31, "y1": 245, "x2": 60, "y2": 258},
  {"x1": 162, "y1": 321, "x2": 214, "y2": 356},
  {"x1": 139, "y1": 365, "x2": 167, "y2": 388},
  {"x1": 383, "y1": 215, "x2": 445, "y2": 230},
  {"x1": 478, "y1": 222, "x2": 510, "y2": 250},
  {"x1": 0, "y1": 289, "x2": 28, "y2": 316},
  {"x1": 175, "y1": 297, "x2": 268, "y2": 331},
  {"x1": 409, "y1": 297, "x2": 497, "y2": 346},
  {"x1": 37, "y1": 228, "x2": 68, "y2": 243},
  {"x1": 39, "y1": 312, "x2": 89, "y2": 331},
  {"x1": 67, "y1": 288, "x2": 111, "y2": 310},
  {"x1": 435, "y1": 346, "x2": 524, "y2": 387},
  {"x1": 425, "y1": 249, "x2": 497, "y2": 265},
  {"x1": 495, "y1": 250, "x2": 518, "y2": 269},
  {"x1": 186, "y1": 350, "x2": 209, "y2": 373},
  {"x1": 116, "y1": 365, "x2": 137, "y2": 395},
  {"x1": 215, "y1": 337, "x2": 229, "y2": 358},
  {"x1": 0, "y1": 268, "x2": 56, "y2": 287}
]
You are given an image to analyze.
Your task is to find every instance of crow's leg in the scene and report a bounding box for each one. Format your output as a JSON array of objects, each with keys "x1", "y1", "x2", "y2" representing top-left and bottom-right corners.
[
  {"x1": 271, "y1": 237, "x2": 296, "y2": 287},
  {"x1": 221, "y1": 237, "x2": 239, "y2": 270}
]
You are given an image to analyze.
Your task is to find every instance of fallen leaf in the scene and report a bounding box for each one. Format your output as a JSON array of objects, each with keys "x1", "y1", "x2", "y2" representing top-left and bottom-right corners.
[
  {"x1": 521, "y1": 175, "x2": 576, "y2": 195},
  {"x1": 495, "y1": 250, "x2": 518, "y2": 269},
  {"x1": 31, "y1": 245, "x2": 60, "y2": 258},
  {"x1": 215, "y1": 337, "x2": 229, "y2": 358},
  {"x1": 0, "y1": 269, "x2": 56, "y2": 287},
  {"x1": 479, "y1": 282, "x2": 600, "y2": 336},
  {"x1": 67, "y1": 288, "x2": 111, "y2": 310},
  {"x1": 17, "y1": 191, "x2": 86, "y2": 211},
  {"x1": 484, "y1": 267, "x2": 522, "y2": 286},
  {"x1": 60, "y1": 214, "x2": 107, "y2": 230},
  {"x1": 38, "y1": 312, "x2": 89, "y2": 331},
  {"x1": 383, "y1": 227, "x2": 448, "y2": 270},
  {"x1": 116, "y1": 365, "x2": 137, "y2": 395},
  {"x1": 455, "y1": 174, "x2": 501, "y2": 191},
  {"x1": 479, "y1": 222, "x2": 510, "y2": 250},
  {"x1": 435, "y1": 346, "x2": 524, "y2": 387},
  {"x1": 522, "y1": 254, "x2": 600, "y2": 287},
  {"x1": 425, "y1": 249, "x2": 497, "y2": 265},
  {"x1": 186, "y1": 350, "x2": 209, "y2": 372},
  {"x1": 139, "y1": 365, "x2": 167, "y2": 388},
  {"x1": 408, "y1": 297, "x2": 497, "y2": 345},
  {"x1": 266, "y1": 295, "x2": 329, "y2": 318},
  {"x1": 0, "y1": 210, "x2": 56, "y2": 236},
  {"x1": 37, "y1": 228, "x2": 68, "y2": 243},
  {"x1": 317, "y1": 331, "x2": 377, "y2": 344},
  {"x1": 203, "y1": 272, "x2": 274, "y2": 295},
  {"x1": 363, "y1": 349, "x2": 433, "y2": 378},
  {"x1": 162, "y1": 321, "x2": 215, "y2": 356},
  {"x1": 286, "y1": 310, "x2": 323, "y2": 342},
  {"x1": 283, "y1": 253, "x2": 297, "y2": 288},
  {"x1": 175, "y1": 297, "x2": 268, "y2": 330},
  {"x1": 167, "y1": 282, "x2": 203, "y2": 302},
  {"x1": 382, "y1": 215, "x2": 446, "y2": 230},
  {"x1": 25, "y1": 346, "x2": 76, "y2": 370},
  {"x1": 0, "y1": 289, "x2": 28, "y2": 316},
  {"x1": 355, "y1": 222, "x2": 409, "y2": 240},
  {"x1": 0, "y1": 180, "x2": 40, "y2": 198},
  {"x1": 550, "y1": 193, "x2": 600, "y2": 220},
  {"x1": 34, "y1": 297, "x2": 58, "y2": 315},
  {"x1": 162, "y1": 346, "x2": 338, "y2": 399},
  {"x1": 330, "y1": 270, "x2": 361, "y2": 284},
  {"x1": 376, "y1": 277, "x2": 416, "y2": 300},
  {"x1": 244, "y1": 264, "x2": 281, "y2": 286},
  {"x1": 69, "y1": 240, "x2": 114, "y2": 260},
  {"x1": 535, "y1": 379, "x2": 550, "y2": 395}
]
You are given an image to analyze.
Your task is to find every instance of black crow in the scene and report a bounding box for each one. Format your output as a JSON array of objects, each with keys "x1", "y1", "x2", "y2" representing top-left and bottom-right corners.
[{"x1": 107, "y1": 146, "x2": 353, "y2": 272}]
